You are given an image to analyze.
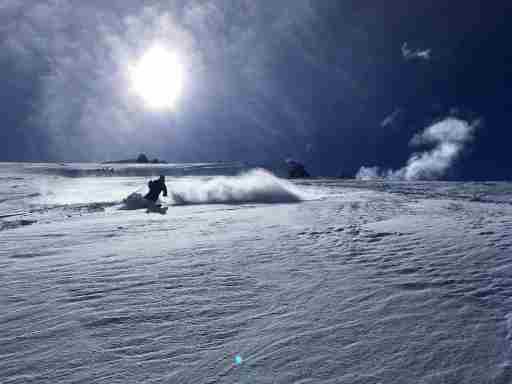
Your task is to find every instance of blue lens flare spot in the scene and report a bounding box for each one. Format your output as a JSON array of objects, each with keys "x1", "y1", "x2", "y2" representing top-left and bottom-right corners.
[{"x1": 234, "y1": 355, "x2": 243, "y2": 365}]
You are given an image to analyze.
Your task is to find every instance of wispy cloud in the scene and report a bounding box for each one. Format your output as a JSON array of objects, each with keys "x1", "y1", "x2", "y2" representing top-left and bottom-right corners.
[
  {"x1": 380, "y1": 108, "x2": 405, "y2": 128},
  {"x1": 402, "y1": 42, "x2": 431, "y2": 61}
]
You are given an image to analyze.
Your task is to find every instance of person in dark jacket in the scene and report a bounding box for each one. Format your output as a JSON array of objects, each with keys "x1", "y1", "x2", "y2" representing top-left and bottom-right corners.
[{"x1": 144, "y1": 175, "x2": 168, "y2": 202}]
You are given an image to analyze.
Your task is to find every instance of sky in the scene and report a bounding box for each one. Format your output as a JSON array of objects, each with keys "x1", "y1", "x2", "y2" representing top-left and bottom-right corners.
[{"x1": 1, "y1": 1, "x2": 511, "y2": 180}]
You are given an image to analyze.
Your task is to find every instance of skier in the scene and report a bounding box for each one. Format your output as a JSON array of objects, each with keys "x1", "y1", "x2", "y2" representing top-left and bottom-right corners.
[{"x1": 144, "y1": 175, "x2": 168, "y2": 202}]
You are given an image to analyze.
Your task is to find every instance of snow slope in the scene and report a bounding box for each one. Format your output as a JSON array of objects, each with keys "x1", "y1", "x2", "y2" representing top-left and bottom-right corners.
[{"x1": 1, "y1": 163, "x2": 512, "y2": 383}]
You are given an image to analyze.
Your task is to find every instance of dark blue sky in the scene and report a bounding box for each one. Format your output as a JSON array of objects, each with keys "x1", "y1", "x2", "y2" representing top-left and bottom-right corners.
[{"x1": 1, "y1": 1, "x2": 511, "y2": 180}]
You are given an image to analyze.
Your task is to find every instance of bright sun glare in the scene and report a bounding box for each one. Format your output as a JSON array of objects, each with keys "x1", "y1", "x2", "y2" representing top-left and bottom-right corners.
[{"x1": 130, "y1": 45, "x2": 184, "y2": 109}]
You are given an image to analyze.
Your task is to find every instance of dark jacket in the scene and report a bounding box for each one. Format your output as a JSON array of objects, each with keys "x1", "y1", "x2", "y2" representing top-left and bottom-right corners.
[{"x1": 144, "y1": 178, "x2": 168, "y2": 202}]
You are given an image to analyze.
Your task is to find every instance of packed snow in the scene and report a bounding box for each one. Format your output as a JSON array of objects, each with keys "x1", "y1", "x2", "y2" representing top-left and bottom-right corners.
[{"x1": 1, "y1": 163, "x2": 512, "y2": 383}]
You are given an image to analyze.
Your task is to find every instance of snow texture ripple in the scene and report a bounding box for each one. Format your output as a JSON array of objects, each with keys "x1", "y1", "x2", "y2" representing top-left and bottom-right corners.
[{"x1": 1, "y1": 163, "x2": 512, "y2": 383}]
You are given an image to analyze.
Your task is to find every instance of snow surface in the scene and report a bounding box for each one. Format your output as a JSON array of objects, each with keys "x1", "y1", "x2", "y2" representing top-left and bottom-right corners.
[{"x1": 1, "y1": 163, "x2": 512, "y2": 383}]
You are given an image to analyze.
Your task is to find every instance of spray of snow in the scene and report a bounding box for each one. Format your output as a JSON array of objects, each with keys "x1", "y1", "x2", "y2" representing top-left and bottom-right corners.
[
  {"x1": 34, "y1": 169, "x2": 305, "y2": 211},
  {"x1": 121, "y1": 192, "x2": 154, "y2": 210},
  {"x1": 356, "y1": 117, "x2": 479, "y2": 181},
  {"x1": 168, "y1": 169, "x2": 304, "y2": 205}
]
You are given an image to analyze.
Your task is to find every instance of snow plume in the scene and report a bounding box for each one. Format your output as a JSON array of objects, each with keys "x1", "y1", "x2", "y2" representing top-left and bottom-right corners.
[
  {"x1": 356, "y1": 166, "x2": 386, "y2": 181},
  {"x1": 356, "y1": 118, "x2": 479, "y2": 181},
  {"x1": 169, "y1": 169, "x2": 305, "y2": 205}
]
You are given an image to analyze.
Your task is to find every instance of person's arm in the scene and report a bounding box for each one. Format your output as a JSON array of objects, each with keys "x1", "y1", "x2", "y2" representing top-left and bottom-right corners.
[{"x1": 162, "y1": 183, "x2": 168, "y2": 197}]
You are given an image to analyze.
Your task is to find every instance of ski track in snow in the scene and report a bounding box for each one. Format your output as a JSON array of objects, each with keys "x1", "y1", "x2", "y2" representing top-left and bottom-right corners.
[{"x1": 1, "y1": 163, "x2": 512, "y2": 383}]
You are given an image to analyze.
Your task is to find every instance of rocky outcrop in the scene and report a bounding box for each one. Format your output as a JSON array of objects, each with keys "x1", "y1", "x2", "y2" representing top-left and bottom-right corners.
[
  {"x1": 104, "y1": 153, "x2": 167, "y2": 164},
  {"x1": 136, "y1": 153, "x2": 149, "y2": 163},
  {"x1": 286, "y1": 159, "x2": 310, "y2": 178}
]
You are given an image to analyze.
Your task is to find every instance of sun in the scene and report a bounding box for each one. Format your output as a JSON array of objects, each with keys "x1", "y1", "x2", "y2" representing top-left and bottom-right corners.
[{"x1": 129, "y1": 45, "x2": 184, "y2": 109}]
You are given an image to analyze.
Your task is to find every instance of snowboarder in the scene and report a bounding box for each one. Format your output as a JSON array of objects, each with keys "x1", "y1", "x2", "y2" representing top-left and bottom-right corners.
[{"x1": 144, "y1": 175, "x2": 168, "y2": 202}]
